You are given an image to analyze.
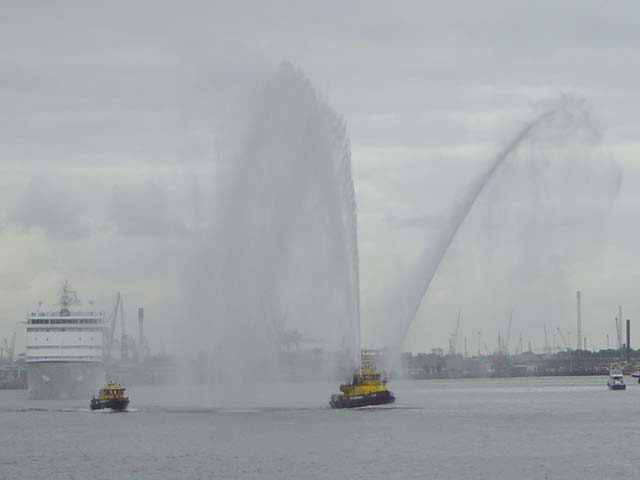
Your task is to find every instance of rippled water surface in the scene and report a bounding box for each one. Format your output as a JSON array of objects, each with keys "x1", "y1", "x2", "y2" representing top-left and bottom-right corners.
[{"x1": 2, "y1": 376, "x2": 639, "y2": 479}]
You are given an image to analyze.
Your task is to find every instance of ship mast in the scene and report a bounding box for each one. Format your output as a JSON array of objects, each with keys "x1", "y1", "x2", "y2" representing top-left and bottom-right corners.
[{"x1": 59, "y1": 280, "x2": 79, "y2": 307}]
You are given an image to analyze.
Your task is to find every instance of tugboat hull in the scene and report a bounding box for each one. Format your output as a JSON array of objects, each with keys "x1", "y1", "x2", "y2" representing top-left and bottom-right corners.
[
  {"x1": 90, "y1": 398, "x2": 129, "y2": 411},
  {"x1": 330, "y1": 390, "x2": 395, "y2": 409}
]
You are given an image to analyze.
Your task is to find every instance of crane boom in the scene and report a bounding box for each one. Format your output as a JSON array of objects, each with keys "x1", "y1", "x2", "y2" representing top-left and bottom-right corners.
[
  {"x1": 2, "y1": 333, "x2": 16, "y2": 362},
  {"x1": 505, "y1": 310, "x2": 513, "y2": 355},
  {"x1": 543, "y1": 325, "x2": 550, "y2": 354},
  {"x1": 105, "y1": 292, "x2": 121, "y2": 362},
  {"x1": 556, "y1": 328, "x2": 570, "y2": 350},
  {"x1": 615, "y1": 315, "x2": 623, "y2": 350}
]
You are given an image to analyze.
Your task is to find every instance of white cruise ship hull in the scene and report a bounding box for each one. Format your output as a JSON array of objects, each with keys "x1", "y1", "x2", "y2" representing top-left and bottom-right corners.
[{"x1": 27, "y1": 362, "x2": 105, "y2": 400}]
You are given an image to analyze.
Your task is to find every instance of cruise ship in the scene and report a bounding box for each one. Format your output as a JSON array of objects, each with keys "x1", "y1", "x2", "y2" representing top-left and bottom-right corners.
[{"x1": 25, "y1": 281, "x2": 106, "y2": 399}]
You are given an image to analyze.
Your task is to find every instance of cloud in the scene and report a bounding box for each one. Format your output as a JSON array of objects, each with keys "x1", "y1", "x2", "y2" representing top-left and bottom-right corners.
[
  {"x1": 106, "y1": 182, "x2": 187, "y2": 236},
  {"x1": 7, "y1": 176, "x2": 91, "y2": 240},
  {"x1": 1, "y1": 1, "x2": 639, "y2": 354}
]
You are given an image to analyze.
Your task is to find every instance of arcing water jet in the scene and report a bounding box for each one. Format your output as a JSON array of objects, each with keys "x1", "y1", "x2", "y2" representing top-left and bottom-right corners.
[{"x1": 391, "y1": 97, "x2": 620, "y2": 353}]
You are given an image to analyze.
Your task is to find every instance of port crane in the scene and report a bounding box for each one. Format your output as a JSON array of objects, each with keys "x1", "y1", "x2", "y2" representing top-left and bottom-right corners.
[
  {"x1": 515, "y1": 334, "x2": 523, "y2": 355},
  {"x1": 615, "y1": 315, "x2": 623, "y2": 351},
  {"x1": 543, "y1": 325, "x2": 550, "y2": 354},
  {"x1": 281, "y1": 328, "x2": 319, "y2": 352},
  {"x1": 448, "y1": 311, "x2": 461, "y2": 356},
  {"x1": 104, "y1": 292, "x2": 120, "y2": 362},
  {"x1": 104, "y1": 292, "x2": 136, "y2": 363},
  {"x1": 270, "y1": 312, "x2": 319, "y2": 353},
  {"x1": 476, "y1": 330, "x2": 489, "y2": 357},
  {"x1": 504, "y1": 310, "x2": 513, "y2": 355},
  {"x1": 556, "y1": 328, "x2": 570, "y2": 351},
  {"x1": 1, "y1": 333, "x2": 16, "y2": 362}
]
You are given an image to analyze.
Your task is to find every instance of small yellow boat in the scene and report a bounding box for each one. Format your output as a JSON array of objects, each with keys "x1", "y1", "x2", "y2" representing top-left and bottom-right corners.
[
  {"x1": 330, "y1": 352, "x2": 395, "y2": 408},
  {"x1": 90, "y1": 382, "x2": 130, "y2": 411}
]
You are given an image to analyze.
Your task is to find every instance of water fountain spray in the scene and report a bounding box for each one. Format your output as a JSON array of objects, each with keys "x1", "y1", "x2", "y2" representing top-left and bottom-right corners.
[
  {"x1": 186, "y1": 63, "x2": 361, "y2": 381},
  {"x1": 391, "y1": 96, "x2": 619, "y2": 354}
]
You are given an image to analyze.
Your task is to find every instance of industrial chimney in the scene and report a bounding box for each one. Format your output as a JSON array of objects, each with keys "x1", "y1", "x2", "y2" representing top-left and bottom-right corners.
[
  {"x1": 576, "y1": 291, "x2": 582, "y2": 352},
  {"x1": 626, "y1": 318, "x2": 631, "y2": 363}
]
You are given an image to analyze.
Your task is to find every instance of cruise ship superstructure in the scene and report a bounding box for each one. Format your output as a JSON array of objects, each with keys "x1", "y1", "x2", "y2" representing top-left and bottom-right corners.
[{"x1": 26, "y1": 281, "x2": 106, "y2": 399}]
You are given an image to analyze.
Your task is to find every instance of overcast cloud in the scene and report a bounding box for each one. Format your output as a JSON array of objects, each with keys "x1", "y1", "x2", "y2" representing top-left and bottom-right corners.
[{"x1": 1, "y1": 1, "x2": 639, "y2": 354}]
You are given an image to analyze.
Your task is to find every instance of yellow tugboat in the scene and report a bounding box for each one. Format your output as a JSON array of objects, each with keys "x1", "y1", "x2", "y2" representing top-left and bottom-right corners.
[
  {"x1": 330, "y1": 352, "x2": 395, "y2": 408},
  {"x1": 90, "y1": 382, "x2": 130, "y2": 411}
]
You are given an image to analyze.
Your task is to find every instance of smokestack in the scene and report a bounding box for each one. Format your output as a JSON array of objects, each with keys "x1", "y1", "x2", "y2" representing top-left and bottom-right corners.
[
  {"x1": 618, "y1": 306, "x2": 623, "y2": 349},
  {"x1": 138, "y1": 307, "x2": 144, "y2": 363},
  {"x1": 626, "y1": 318, "x2": 631, "y2": 362},
  {"x1": 576, "y1": 291, "x2": 582, "y2": 351}
]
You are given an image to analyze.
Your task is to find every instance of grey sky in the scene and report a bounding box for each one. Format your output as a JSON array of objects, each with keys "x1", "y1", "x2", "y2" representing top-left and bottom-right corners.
[{"x1": 1, "y1": 1, "x2": 639, "y2": 354}]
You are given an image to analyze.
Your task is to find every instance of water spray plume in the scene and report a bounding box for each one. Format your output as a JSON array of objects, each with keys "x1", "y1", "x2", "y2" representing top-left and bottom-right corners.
[
  {"x1": 391, "y1": 96, "x2": 619, "y2": 355},
  {"x1": 184, "y1": 62, "x2": 361, "y2": 382}
]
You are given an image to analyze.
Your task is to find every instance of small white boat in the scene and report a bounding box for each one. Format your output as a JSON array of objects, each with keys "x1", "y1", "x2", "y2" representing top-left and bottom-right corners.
[{"x1": 607, "y1": 364, "x2": 626, "y2": 390}]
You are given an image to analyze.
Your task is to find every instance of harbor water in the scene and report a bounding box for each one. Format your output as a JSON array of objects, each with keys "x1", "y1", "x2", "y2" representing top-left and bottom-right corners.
[{"x1": 2, "y1": 376, "x2": 639, "y2": 479}]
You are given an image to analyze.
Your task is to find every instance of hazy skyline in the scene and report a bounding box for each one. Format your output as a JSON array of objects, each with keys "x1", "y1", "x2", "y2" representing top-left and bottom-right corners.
[{"x1": 1, "y1": 1, "x2": 639, "y2": 355}]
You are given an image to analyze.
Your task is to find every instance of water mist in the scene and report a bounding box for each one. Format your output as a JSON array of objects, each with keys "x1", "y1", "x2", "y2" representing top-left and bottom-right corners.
[{"x1": 183, "y1": 63, "x2": 360, "y2": 382}]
